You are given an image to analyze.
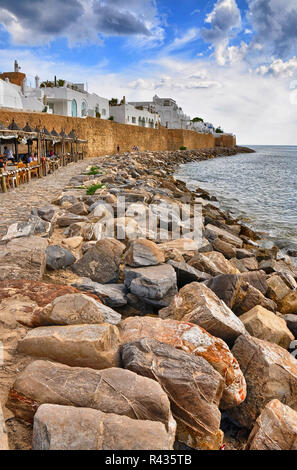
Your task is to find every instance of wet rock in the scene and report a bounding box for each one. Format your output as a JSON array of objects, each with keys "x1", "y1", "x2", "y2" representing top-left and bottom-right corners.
[
  {"x1": 121, "y1": 338, "x2": 224, "y2": 450},
  {"x1": 39, "y1": 293, "x2": 121, "y2": 326},
  {"x1": 46, "y1": 245, "x2": 76, "y2": 270},
  {"x1": 7, "y1": 361, "x2": 176, "y2": 442},
  {"x1": 205, "y1": 224, "x2": 243, "y2": 248},
  {"x1": 246, "y1": 400, "x2": 297, "y2": 450},
  {"x1": 32, "y1": 404, "x2": 173, "y2": 450},
  {"x1": 18, "y1": 324, "x2": 121, "y2": 369},
  {"x1": 167, "y1": 260, "x2": 211, "y2": 288},
  {"x1": 0, "y1": 404, "x2": 8, "y2": 450},
  {"x1": 239, "y1": 306, "x2": 294, "y2": 348},
  {"x1": 189, "y1": 252, "x2": 240, "y2": 276},
  {"x1": 229, "y1": 335, "x2": 297, "y2": 429},
  {"x1": 72, "y1": 238, "x2": 125, "y2": 284},
  {"x1": 124, "y1": 264, "x2": 177, "y2": 307},
  {"x1": 72, "y1": 278, "x2": 127, "y2": 308},
  {"x1": 120, "y1": 316, "x2": 246, "y2": 409},
  {"x1": 125, "y1": 239, "x2": 165, "y2": 267},
  {"x1": 0, "y1": 237, "x2": 47, "y2": 281},
  {"x1": 160, "y1": 282, "x2": 246, "y2": 345}
]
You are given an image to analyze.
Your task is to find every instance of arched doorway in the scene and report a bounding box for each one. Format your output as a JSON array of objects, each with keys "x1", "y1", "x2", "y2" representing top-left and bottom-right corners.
[
  {"x1": 72, "y1": 99, "x2": 77, "y2": 117},
  {"x1": 81, "y1": 101, "x2": 87, "y2": 117}
]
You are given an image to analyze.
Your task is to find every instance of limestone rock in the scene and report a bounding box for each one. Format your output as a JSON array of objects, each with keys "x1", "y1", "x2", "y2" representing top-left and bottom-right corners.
[
  {"x1": 0, "y1": 236, "x2": 47, "y2": 281},
  {"x1": 18, "y1": 324, "x2": 121, "y2": 369},
  {"x1": 7, "y1": 361, "x2": 176, "y2": 441},
  {"x1": 160, "y1": 282, "x2": 246, "y2": 345},
  {"x1": 189, "y1": 252, "x2": 240, "y2": 276},
  {"x1": 39, "y1": 293, "x2": 121, "y2": 326},
  {"x1": 239, "y1": 306, "x2": 294, "y2": 348},
  {"x1": 72, "y1": 238, "x2": 126, "y2": 284},
  {"x1": 229, "y1": 335, "x2": 297, "y2": 429},
  {"x1": 121, "y1": 338, "x2": 224, "y2": 450},
  {"x1": 205, "y1": 224, "x2": 243, "y2": 248},
  {"x1": 246, "y1": 400, "x2": 297, "y2": 450},
  {"x1": 125, "y1": 238, "x2": 165, "y2": 267},
  {"x1": 167, "y1": 260, "x2": 211, "y2": 287},
  {"x1": 124, "y1": 264, "x2": 177, "y2": 307},
  {"x1": 33, "y1": 404, "x2": 173, "y2": 450},
  {"x1": 0, "y1": 404, "x2": 8, "y2": 450},
  {"x1": 46, "y1": 245, "x2": 76, "y2": 270},
  {"x1": 72, "y1": 278, "x2": 127, "y2": 308},
  {"x1": 120, "y1": 316, "x2": 246, "y2": 409}
]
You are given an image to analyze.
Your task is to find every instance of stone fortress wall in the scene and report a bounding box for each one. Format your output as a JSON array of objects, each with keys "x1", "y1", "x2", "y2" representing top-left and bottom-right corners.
[{"x1": 0, "y1": 109, "x2": 236, "y2": 157}]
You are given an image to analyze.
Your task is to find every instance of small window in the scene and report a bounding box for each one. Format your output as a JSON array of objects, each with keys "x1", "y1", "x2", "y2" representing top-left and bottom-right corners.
[
  {"x1": 102, "y1": 108, "x2": 106, "y2": 116},
  {"x1": 132, "y1": 117, "x2": 136, "y2": 123}
]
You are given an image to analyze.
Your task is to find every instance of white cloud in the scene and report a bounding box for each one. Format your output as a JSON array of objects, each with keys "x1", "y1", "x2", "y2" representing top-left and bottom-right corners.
[
  {"x1": 166, "y1": 28, "x2": 199, "y2": 52},
  {"x1": 256, "y1": 57, "x2": 297, "y2": 78}
]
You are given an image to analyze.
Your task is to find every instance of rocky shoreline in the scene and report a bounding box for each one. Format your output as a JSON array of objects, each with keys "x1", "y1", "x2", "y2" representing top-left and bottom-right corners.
[{"x1": 1, "y1": 145, "x2": 297, "y2": 451}]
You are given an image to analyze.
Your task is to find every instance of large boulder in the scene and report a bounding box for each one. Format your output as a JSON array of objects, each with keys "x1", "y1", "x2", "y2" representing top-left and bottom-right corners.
[
  {"x1": 72, "y1": 238, "x2": 125, "y2": 284},
  {"x1": 167, "y1": 260, "x2": 211, "y2": 288},
  {"x1": 159, "y1": 239, "x2": 198, "y2": 258},
  {"x1": 32, "y1": 404, "x2": 173, "y2": 450},
  {"x1": 121, "y1": 338, "x2": 224, "y2": 450},
  {"x1": 46, "y1": 245, "x2": 76, "y2": 270},
  {"x1": 56, "y1": 213, "x2": 87, "y2": 228},
  {"x1": 120, "y1": 316, "x2": 246, "y2": 409},
  {"x1": 229, "y1": 335, "x2": 297, "y2": 429},
  {"x1": 0, "y1": 404, "x2": 8, "y2": 450},
  {"x1": 205, "y1": 224, "x2": 243, "y2": 248},
  {"x1": 0, "y1": 280, "x2": 103, "y2": 329},
  {"x1": 278, "y1": 291, "x2": 297, "y2": 315},
  {"x1": 205, "y1": 273, "x2": 276, "y2": 314},
  {"x1": 124, "y1": 264, "x2": 177, "y2": 307},
  {"x1": 189, "y1": 252, "x2": 240, "y2": 276},
  {"x1": 125, "y1": 239, "x2": 165, "y2": 267},
  {"x1": 259, "y1": 258, "x2": 297, "y2": 279},
  {"x1": 0, "y1": 237, "x2": 47, "y2": 281},
  {"x1": 72, "y1": 278, "x2": 127, "y2": 308},
  {"x1": 213, "y1": 238, "x2": 236, "y2": 260},
  {"x1": 2, "y1": 216, "x2": 52, "y2": 241},
  {"x1": 159, "y1": 282, "x2": 246, "y2": 345},
  {"x1": 239, "y1": 306, "x2": 294, "y2": 348},
  {"x1": 7, "y1": 361, "x2": 176, "y2": 443},
  {"x1": 39, "y1": 293, "x2": 121, "y2": 326},
  {"x1": 18, "y1": 324, "x2": 121, "y2": 369},
  {"x1": 246, "y1": 400, "x2": 297, "y2": 450}
]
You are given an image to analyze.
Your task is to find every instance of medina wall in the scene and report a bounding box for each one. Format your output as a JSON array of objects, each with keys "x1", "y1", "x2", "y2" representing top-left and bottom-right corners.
[{"x1": 0, "y1": 109, "x2": 221, "y2": 157}]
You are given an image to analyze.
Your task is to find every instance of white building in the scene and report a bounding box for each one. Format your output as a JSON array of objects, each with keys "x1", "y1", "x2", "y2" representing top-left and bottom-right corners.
[
  {"x1": 188, "y1": 120, "x2": 215, "y2": 134},
  {"x1": 129, "y1": 95, "x2": 191, "y2": 129},
  {"x1": 109, "y1": 101, "x2": 160, "y2": 128}
]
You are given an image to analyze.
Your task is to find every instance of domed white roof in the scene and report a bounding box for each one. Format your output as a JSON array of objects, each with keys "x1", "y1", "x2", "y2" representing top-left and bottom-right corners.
[{"x1": 0, "y1": 79, "x2": 23, "y2": 109}]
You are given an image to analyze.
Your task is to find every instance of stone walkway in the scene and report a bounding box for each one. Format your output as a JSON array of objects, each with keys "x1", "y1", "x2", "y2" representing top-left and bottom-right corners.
[{"x1": 0, "y1": 158, "x2": 98, "y2": 237}]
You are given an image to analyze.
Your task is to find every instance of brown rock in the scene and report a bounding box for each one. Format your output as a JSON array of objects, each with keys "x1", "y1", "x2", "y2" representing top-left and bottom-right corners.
[
  {"x1": 120, "y1": 316, "x2": 246, "y2": 409},
  {"x1": 246, "y1": 400, "x2": 297, "y2": 450},
  {"x1": 7, "y1": 361, "x2": 176, "y2": 441},
  {"x1": 229, "y1": 335, "x2": 297, "y2": 429},
  {"x1": 33, "y1": 404, "x2": 173, "y2": 450},
  {"x1": 121, "y1": 338, "x2": 224, "y2": 450},
  {"x1": 0, "y1": 236, "x2": 47, "y2": 281},
  {"x1": 72, "y1": 238, "x2": 126, "y2": 284},
  {"x1": 67, "y1": 202, "x2": 89, "y2": 216},
  {"x1": 267, "y1": 275, "x2": 292, "y2": 303},
  {"x1": 205, "y1": 224, "x2": 243, "y2": 248},
  {"x1": 159, "y1": 282, "x2": 246, "y2": 345},
  {"x1": 189, "y1": 252, "x2": 240, "y2": 276},
  {"x1": 239, "y1": 306, "x2": 294, "y2": 348},
  {"x1": 62, "y1": 236, "x2": 83, "y2": 249},
  {"x1": 159, "y1": 239, "x2": 198, "y2": 258},
  {"x1": 0, "y1": 403, "x2": 9, "y2": 450},
  {"x1": 125, "y1": 238, "x2": 165, "y2": 267},
  {"x1": 39, "y1": 293, "x2": 121, "y2": 326},
  {"x1": 18, "y1": 324, "x2": 121, "y2": 369},
  {"x1": 213, "y1": 238, "x2": 236, "y2": 259},
  {"x1": 57, "y1": 213, "x2": 87, "y2": 227},
  {"x1": 278, "y1": 291, "x2": 297, "y2": 315},
  {"x1": 259, "y1": 259, "x2": 297, "y2": 278}
]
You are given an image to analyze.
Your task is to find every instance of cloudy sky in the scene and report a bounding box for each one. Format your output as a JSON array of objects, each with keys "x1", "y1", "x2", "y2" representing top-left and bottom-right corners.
[{"x1": 0, "y1": 0, "x2": 296, "y2": 144}]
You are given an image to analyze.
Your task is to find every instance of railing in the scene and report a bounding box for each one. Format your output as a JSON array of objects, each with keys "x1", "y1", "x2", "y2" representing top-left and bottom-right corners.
[{"x1": 0, "y1": 151, "x2": 86, "y2": 193}]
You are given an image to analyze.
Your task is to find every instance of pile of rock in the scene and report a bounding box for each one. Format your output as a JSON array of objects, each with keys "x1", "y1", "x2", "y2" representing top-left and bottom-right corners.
[{"x1": 1, "y1": 147, "x2": 297, "y2": 451}]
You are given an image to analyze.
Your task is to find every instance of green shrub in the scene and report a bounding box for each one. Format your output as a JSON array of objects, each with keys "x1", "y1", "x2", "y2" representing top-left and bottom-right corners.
[
  {"x1": 108, "y1": 116, "x2": 114, "y2": 121},
  {"x1": 88, "y1": 166, "x2": 100, "y2": 175},
  {"x1": 179, "y1": 146, "x2": 187, "y2": 150},
  {"x1": 86, "y1": 183, "x2": 104, "y2": 195}
]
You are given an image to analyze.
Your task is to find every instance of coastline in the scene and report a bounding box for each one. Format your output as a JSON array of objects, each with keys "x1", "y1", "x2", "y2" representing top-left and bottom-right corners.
[{"x1": 1, "y1": 145, "x2": 297, "y2": 451}]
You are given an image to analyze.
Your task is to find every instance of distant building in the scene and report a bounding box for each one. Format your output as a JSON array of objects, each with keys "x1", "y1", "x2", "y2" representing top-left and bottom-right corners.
[
  {"x1": 110, "y1": 98, "x2": 160, "y2": 128},
  {"x1": 0, "y1": 61, "x2": 110, "y2": 119},
  {"x1": 129, "y1": 95, "x2": 191, "y2": 129},
  {"x1": 188, "y1": 120, "x2": 215, "y2": 134}
]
